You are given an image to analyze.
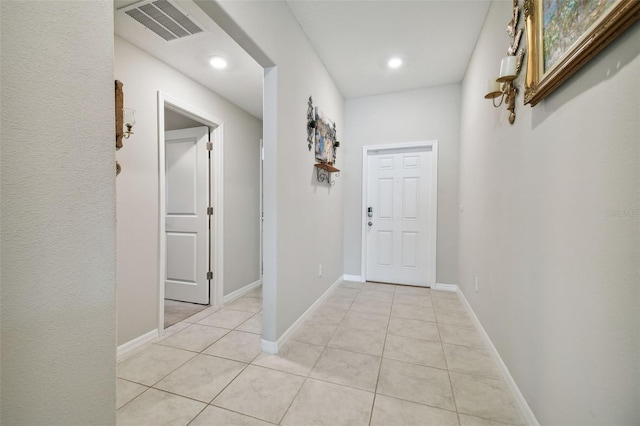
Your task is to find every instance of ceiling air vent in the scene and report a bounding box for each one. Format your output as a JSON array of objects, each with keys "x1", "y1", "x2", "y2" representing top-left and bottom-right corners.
[{"x1": 123, "y1": 0, "x2": 203, "y2": 41}]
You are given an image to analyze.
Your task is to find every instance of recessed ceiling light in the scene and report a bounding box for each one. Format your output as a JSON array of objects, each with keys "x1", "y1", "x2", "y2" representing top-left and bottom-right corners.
[
  {"x1": 388, "y1": 57, "x2": 403, "y2": 69},
  {"x1": 209, "y1": 56, "x2": 228, "y2": 70}
]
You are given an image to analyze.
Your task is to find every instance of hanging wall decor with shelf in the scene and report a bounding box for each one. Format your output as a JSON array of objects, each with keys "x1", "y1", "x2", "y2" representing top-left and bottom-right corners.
[{"x1": 308, "y1": 96, "x2": 340, "y2": 185}]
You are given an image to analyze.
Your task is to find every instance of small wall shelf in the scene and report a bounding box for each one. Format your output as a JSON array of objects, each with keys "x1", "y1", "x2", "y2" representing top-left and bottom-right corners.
[{"x1": 315, "y1": 163, "x2": 340, "y2": 186}]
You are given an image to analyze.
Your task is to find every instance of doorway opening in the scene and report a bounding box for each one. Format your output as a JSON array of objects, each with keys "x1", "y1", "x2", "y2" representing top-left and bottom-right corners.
[
  {"x1": 157, "y1": 92, "x2": 225, "y2": 333},
  {"x1": 361, "y1": 141, "x2": 438, "y2": 287}
]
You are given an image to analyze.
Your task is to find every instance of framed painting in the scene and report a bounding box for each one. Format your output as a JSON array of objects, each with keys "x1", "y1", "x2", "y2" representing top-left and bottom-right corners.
[
  {"x1": 314, "y1": 107, "x2": 337, "y2": 164},
  {"x1": 524, "y1": 0, "x2": 640, "y2": 105}
]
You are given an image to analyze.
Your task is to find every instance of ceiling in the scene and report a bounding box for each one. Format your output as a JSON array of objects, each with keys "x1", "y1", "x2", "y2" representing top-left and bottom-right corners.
[
  {"x1": 114, "y1": 0, "x2": 491, "y2": 119},
  {"x1": 114, "y1": 0, "x2": 264, "y2": 118},
  {"x1": 287, "y1": 1, "x2": 491, "y2": 99}
]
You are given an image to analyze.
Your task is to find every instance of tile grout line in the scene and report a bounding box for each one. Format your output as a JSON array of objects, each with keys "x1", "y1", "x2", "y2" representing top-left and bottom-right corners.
[
  {"x1": 116, "y1": 386, "x2": 153, "y2": 413},
  {"x1": 435, "y1": 302, "x2": 463, "y2": 425},
  {"x1": 140, "y1": 304, "x2": 263, "y2": 420},
  {"x1": 185, "y1": 405, "x2": 209, "y2": 426},
  {"x1": 375, "y1": 287, "x2": 480, "y2": 420},
  {"x1": 279, "y1": 282, "x2": 371, "y2": 425},
  {"x1": 200, "y1": 314, "x2": 267, "y2": 421},
  {"x1": 206, "y1": 360, "x2": 251, "y2": 407},
  {"x1": 435, "y1": 290, "x2": 519, "y2": 425},
  {"x1": 368, "y1": 286, "x2": 395, "y2": 426},
  {"x1": 273, "y1": 283, "x2": 356, "y2": 425},
  {"x1": 274, "y1": 341, "x2": 326, "y2": 424},
  {"x1": 205, "y1": 400, "x2": 280, "y2": 425}
]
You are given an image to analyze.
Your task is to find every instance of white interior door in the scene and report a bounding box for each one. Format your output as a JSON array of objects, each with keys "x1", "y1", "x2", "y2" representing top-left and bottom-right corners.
[
  {"x1": 164, "y1": 126, "x2": 210, "y2": 304},
  {"x1": 366, "y1": 147, "x2": 434, "y2": 286}
]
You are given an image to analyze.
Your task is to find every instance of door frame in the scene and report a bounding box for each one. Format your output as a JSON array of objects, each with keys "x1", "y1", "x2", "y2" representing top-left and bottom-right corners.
[
  {"x1": 259, "y1": 138, "x2": 264, "y2": 280},
  {"x1": 157, "y1": 91, "x2": 225, "y2": 333},
  {"x1": 360, "y1": 141, "x2": 438, "y2": 285}
]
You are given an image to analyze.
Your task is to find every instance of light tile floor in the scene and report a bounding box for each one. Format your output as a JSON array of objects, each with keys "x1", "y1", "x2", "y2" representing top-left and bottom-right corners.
[{"x1": 117, "y1": 282, "x2": 523, "y2": 426}]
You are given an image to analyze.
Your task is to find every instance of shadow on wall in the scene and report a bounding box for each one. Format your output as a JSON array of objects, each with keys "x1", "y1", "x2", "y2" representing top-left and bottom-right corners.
[{"x1": 531, "y1": 24, "x2": 640, "y2": 129}]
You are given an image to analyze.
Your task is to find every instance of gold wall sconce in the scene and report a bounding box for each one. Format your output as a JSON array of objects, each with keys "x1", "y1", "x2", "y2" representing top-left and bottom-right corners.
[
  {"x1": 485, "y1": 0, "x2": 525, "y2": 125},
  {"x1": 123, "y1": 108, "x2": 136, "y2": 139},
  {"x1": 485, "y1": 56, "x2": 520, "y2": 124},
  {"x1": 115, "y1": 80, "x2": 136, "y2": 176}
]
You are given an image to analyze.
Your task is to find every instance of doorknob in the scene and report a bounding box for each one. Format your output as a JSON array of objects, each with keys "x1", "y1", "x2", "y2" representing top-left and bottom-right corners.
[
  {"x1": 367, "y1": 207, "x2": 373, "y2": 217},
  {"x1": 368, "y1": 221, "x2": 373, "y2": 227}
]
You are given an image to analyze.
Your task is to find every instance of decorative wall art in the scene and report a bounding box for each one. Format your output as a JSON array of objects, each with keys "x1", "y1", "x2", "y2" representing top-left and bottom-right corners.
[
  {"x1": 307, "y1": 96, "x2": 340, "y2": 185},
  {"x1": 524, "y1": 0, "x2": 640, "y2": 105},
  {"x1": 314, "y1": 109, "x2": 336, "y2": 164}
]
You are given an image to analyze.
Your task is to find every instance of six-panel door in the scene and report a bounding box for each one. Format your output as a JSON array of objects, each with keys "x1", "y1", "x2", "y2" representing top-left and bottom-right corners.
[{"x1": 366, "y1": 148, "x2": 433, "y2": 286}]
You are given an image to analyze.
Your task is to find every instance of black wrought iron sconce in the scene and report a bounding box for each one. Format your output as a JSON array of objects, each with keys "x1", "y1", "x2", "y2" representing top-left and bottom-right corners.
[
  {"x1": 314, "y1": 162, "x2": 340, "y2": 186},
  {"x1": 307, "y1": 96, "x2": 315, "y2": 151}
]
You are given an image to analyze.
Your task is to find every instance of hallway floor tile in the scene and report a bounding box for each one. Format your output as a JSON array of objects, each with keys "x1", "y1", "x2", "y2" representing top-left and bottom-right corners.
[{"x1": 117, "y1": 283, "x2": 524, "y2": 425}]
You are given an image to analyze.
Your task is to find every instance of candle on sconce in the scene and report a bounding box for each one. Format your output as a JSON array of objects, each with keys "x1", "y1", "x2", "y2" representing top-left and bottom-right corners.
[
  {"x1": 498, "y1": 56, "x2": 517, "y2": 82},
  {"x1": 487, "y1": 79, "x2": 500, "y2": 93},
  {"x1": 485, "y1": 78, "x2": 502, "y2": 99}
]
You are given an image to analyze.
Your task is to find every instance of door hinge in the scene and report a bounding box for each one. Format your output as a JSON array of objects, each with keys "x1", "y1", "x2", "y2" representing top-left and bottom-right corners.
[
  {"x1": 206, "y1": 142, "x2": 213, "y2": 151},
  {"x1": 207, "y1": 271, "x2": 213, "y2": 280},
  {"x1": 207, "y1": 206, "x2": 213, "y2": 215}
]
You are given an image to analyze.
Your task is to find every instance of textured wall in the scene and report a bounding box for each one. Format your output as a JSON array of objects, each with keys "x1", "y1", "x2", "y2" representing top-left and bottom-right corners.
[
  {"x1": 459, "y1": 1, "x2": 639, "y2": 423},
  {"x1": 344, "y1": 85, "x2": 461, "y2": 284},
  {"x1": 0, "y1": 1, "x2": 116, "y2": 424},
  {"x1": 203, "y1": 1, "x2": 345, "y2": 343},
  {"x1": 115, "y1": 37, "x2": 262, "y2": 345}
]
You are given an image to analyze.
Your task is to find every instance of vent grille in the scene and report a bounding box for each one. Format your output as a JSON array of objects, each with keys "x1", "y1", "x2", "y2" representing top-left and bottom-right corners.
[{"x1": 125, "y1": 0, "x2": 203, "y2": 41}]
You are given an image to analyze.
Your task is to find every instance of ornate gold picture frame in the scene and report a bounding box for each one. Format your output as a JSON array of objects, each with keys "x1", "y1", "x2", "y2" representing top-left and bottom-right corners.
[{"x1": 524, "y1": 0, "x2": 640, "y2": 106}]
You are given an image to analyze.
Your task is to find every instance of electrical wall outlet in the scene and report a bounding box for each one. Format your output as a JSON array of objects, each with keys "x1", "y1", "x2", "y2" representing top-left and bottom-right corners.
[
  {"x1": 318, "y1": 264, "x2": 323, "y2": 277},
  {"x1": 474, "y1": 276, "x2": 479, "y2": 292}
]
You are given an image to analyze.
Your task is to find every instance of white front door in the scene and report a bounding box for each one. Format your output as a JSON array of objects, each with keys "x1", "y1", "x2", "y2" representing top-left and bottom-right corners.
[
  {"x1": 164, "y1": 126, "x2": 210, "y2": 304},
  {"x1": 366, "y1": 147, "x2": 435, "y2": 286}
]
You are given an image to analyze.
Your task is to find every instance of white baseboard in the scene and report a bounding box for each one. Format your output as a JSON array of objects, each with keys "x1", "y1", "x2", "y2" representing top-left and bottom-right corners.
[
  {"x1": 117, "y1": 328, "x2": 159, "y2": 362},
  {"x1": 260, "y1": 338, "x2": 278, "y2": 354},
  {"x1": 223, "y1": 279, "x2": 262, "y2": 305},
  {"x1": 457, "y1": 289, "x2": 539, "y2": 426},
  {"x1": 261, "y1": 275, "x2": 344, "y2": 354},
  {"x1": 434, "y1": 282, "x2": 458, "y2": 292},
  {"x1": 343, "y1": 274, "x2": 363, "y2": 282}
]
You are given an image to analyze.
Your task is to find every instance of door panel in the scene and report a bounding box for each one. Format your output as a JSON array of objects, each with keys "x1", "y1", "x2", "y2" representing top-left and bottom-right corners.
[
  {"x1": 402, "y1": 177, "x2": 419, "y2": 219},
  {"x1": 402, "y1": 232, "x2": 418, "y2": 268},
  {"x1": 166, "y1": 140, "x2": 198, "y2": 215},
  {"x1": 366, "y1": 148, "x2": 433, "y2": 286},
  {"x1": 164, "y1": 126, "x2": 209, "y2": 304},
  {"x1": 376, "y1": 231, "x2": 393, "y2": 266},
  {"x1": 166, "y1": 232, "x2": 198, "y2": 283},
  {"x1": 378, "y1": 157, "x2": 394, "y2": 170},
  {"x1": 378, "y1": 178, "x2": 394, "y2": 219},
  {"x1": 403, "y1": 155, "x2": 420, "y2": 168}
]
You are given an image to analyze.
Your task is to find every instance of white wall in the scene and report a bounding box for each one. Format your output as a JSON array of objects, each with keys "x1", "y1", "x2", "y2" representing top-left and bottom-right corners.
[
  {"x1": 459, "y1": 2, "x2": 639, "y2": 424},
  {"x1": 164, "y1": 108, "x2": 203, "y2": 131},
  {"x1": 344, "y1": 86, "x2": 461, "y2": 284},
  {"x1": 115, "y1": 37, "x2": 262, "y2": 345},
  {"x1": 0, "y1": 2, "x2": 116, "y2": 424},
  {"x1": 200, "y1": 1, "x2": 344, "y2": 344}
]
